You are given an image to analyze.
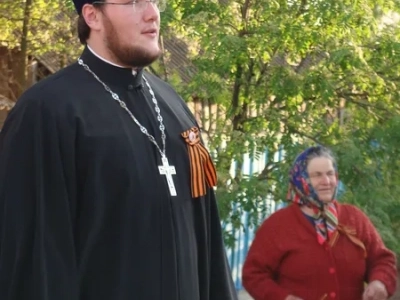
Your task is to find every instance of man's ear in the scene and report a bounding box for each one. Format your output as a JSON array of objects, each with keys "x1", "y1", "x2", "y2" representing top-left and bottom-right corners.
[{"x1": 82, "y1": 3, "x2": 102, "y2": 31}]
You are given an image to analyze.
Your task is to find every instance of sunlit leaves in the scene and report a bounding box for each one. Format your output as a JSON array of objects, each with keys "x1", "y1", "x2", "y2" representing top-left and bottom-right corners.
[
  {"x1": 163, "y1": 0, "x2": 400, "y2": 252},
  {"x1": 0, "y1": 0, "x2": 81, "y2": 61}
]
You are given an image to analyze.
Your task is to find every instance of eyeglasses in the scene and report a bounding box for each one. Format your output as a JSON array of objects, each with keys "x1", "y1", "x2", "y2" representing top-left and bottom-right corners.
[{"x1": 92, "y1": 0, "x2": 166, "y2": 13}]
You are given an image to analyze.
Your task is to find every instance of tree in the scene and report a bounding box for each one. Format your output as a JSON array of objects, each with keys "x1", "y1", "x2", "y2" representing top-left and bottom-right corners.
[
  {"x1": 2, "y1": 0, "x2": 399, "y2": 256},
  {"x1": 162, "y1": 0, "x2": 400, "y2": 254},
  {"x1": 0, "y1": 0, "x2": 81, "y2": 99}
]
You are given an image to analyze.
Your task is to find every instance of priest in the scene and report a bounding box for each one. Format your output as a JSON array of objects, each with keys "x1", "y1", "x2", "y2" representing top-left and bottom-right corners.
[{"x1": 0, "y1": 0, "x2": 238, "y2": 299}]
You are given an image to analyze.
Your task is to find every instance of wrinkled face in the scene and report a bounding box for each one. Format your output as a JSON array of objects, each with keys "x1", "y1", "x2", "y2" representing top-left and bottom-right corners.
[
  {"x1": 99, "y1": 0, "x2": 161, "y2": 67},
  {"x1": 307, "y1": 157, "x2": 337, "y2": 203}
]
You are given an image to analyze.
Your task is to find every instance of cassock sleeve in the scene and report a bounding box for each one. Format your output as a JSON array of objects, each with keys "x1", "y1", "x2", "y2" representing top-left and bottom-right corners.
[
  {"x1": 208, "y1": 189, "x2": 239, "y2": 300},
  {"x1": 242, "y1": 216, "x2": 291, "y2": 300},
  {"x1": 354, "y1": 207, "x2": 398, "y2": 296},
  {"x1": 0, "y1": 95, "x2": 79, "y2": 300}
]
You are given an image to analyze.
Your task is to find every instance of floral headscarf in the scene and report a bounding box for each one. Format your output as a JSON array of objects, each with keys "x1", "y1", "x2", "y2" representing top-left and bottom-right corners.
[{"x1": 288, "y1": 146, "x2": 338, "y2": 245}]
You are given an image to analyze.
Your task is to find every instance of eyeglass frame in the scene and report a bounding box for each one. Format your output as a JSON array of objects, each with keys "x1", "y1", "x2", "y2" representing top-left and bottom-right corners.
[{"x1": 92, "y1": 0, "x2": 166, "y2": 13}]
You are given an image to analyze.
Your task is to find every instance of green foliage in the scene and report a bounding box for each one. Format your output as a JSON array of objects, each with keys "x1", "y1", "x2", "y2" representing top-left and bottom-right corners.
[
  {"x1": 0, "y1": 0, "x2": 81, "y2": 71},
  {"x1": 335, "y1": 117, "x2": 400, "y2": 253},
  {"x1": 163, "y1": 0, "x2": 400, "y2": 254},
  {"x1": 2, "y1": 0, "x2": 399, "y2": 255}
]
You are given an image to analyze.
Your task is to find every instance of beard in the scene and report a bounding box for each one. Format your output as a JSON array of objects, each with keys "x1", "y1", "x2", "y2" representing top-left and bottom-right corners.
[{"x1": 102, "y1": 14, "x2": 161, "y2": 68}]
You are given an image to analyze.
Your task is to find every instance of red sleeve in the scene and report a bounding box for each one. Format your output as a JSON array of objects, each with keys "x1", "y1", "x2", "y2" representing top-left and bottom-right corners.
[
  {"x1": 242, "y1": 213, "x2": 290, "y2": 300},
  {"x1": 353, "y1": 207, "x2": 398, "y2": 296}
]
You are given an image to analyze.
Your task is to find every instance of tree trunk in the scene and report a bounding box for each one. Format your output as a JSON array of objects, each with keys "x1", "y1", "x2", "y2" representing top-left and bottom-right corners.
[{"x1": 14, "y1": 0, "x2": 32, "y2": 98}]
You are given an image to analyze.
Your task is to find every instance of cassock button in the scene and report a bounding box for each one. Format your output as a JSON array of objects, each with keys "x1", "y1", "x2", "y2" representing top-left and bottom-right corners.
[
  {"x1": 329, "y1": 267, "x2": 335, "y2": 274},
  {"x1": 329, "y1": 292, "x2": 336, "y2": 298}
]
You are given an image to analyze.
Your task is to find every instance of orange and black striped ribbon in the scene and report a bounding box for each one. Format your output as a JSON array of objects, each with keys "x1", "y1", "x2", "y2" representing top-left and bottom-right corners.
[
  {"x1": 181, "y1": 127, "x2": 217, "y2": 198},
  {"x1": 329, "y1": 224, "x2": 367, "y2": 258}
]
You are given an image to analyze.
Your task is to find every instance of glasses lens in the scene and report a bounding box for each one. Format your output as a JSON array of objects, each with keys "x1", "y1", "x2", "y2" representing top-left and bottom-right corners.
[
  {"x1": 156, "y1": 0, "x2": 166, "y2": 12},
  {"x1": 134, "y1": 0, "x2": 166, "y2": 12}
]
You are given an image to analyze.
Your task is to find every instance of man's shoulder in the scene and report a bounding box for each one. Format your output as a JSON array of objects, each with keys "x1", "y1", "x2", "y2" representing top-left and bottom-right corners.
[
  {"x1": 13, "y1": 63, "x2": 85, "y2": 111},
  {"x1": 142, "y1": 69, "x2": 169, "y2": 85},
  {"x1": 143, "y1": 69, "x2": 198, "y2": 125},
  {"x1": 24, "y1": 62, "x2": 83, "y2": 96},
  {"x1": 142, "y1": 70, "x2": 185, "y2": 99}
]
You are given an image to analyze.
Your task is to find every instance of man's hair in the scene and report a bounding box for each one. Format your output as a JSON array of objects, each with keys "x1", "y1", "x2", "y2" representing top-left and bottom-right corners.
[{"x1": 77, "y1": 14, "x2": 91, "y2": 44}]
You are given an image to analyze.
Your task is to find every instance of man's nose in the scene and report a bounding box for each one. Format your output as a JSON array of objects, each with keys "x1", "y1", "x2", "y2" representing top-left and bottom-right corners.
[{"x1": 143, "y1": 1, "x2": 160, "y2": 21}]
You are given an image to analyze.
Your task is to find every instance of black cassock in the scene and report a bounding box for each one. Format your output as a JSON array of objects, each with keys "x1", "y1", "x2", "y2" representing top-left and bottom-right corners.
[{"x1": 0, "y1": 47, "x2": 237, "y2": 300}]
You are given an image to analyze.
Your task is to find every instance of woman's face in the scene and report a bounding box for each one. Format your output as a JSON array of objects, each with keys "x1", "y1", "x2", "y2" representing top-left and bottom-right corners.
[{"x1": 307, "y1": 157, "x2": 337, "y2": 203}]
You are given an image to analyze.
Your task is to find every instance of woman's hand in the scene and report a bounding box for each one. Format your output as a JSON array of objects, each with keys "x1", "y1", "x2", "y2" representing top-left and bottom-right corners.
[{"x1": 363, "y1": 280, "x2": 388, "y2": 300}]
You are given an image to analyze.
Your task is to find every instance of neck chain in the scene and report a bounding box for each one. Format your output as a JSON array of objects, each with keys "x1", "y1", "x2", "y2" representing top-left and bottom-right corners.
[{"x1": 78, "y1": 58, "x2": 167, "y2": 159}]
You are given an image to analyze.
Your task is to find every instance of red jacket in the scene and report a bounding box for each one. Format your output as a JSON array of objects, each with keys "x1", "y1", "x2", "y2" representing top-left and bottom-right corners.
[{"x1": 242, "y1": 203, "x2": 397, "y2": 300}]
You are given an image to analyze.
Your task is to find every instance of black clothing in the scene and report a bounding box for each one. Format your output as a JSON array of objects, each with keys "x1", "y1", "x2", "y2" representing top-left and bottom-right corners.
[{"x1": 0, "y1": 47, "x2": 237, "y2": 300}]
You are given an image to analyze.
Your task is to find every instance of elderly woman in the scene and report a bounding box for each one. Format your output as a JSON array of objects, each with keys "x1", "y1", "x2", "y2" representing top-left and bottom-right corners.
[{"x1": 242, "y1": 146, "x2": 397, "y2": 300}]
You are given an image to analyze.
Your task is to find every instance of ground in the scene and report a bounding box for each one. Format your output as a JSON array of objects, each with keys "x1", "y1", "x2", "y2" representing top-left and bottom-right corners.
[{"x1": 237, "y1": 290, "x2": 252, "y2": 300}]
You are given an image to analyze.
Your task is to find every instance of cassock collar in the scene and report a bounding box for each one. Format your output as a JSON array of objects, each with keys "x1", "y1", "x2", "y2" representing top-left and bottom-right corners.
[{"x1": 79, "y1": 46, "x2": 144, "y2": 90}]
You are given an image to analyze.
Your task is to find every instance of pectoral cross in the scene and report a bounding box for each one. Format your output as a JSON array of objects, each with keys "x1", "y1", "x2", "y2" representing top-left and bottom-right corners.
[{"x1": 158, "y1": 156, "x2": 177, "y2": 196}]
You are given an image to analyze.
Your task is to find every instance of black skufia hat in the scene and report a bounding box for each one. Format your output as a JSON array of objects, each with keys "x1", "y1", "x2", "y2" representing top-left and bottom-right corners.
[{"x1": 72, "y1": 0, "x2": 96, "y2": 14}]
